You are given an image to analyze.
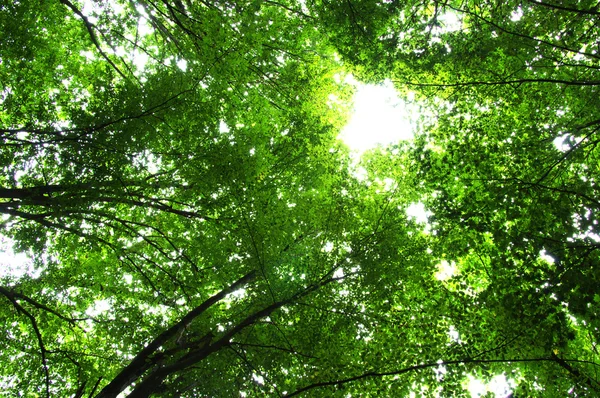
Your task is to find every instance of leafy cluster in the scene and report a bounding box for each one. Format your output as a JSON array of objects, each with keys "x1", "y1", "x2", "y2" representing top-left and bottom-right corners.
[{"x1": 1, "y1": 0, "x2": 599, "y2": 397}]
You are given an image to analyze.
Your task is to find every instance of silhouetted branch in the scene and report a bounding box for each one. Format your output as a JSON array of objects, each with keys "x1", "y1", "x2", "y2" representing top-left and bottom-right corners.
[
  {"x1": 396, "y1": 78, "x2": 600, "y2": 88},
  {"x1": 285, "y1": 357, "x2": 600, "y2": 397},
  {"x1": 527, "y1": 0, "x2": 600, "y2": 16},
  {"x1": 58, "y1": 0, "x2": 129, "y2": 80},
  {"x1": 126, "y1": 274, "x2": 341, "y2": 397},
  {"x1": 96, "y1": 270, "x2": 257, "y2": 398},
  {"x1": 1, "y1": 291, "x2": 51, "y2": 398},
  {"x1": 0, "y1": 286, "x2": 89, "y2": 326}
]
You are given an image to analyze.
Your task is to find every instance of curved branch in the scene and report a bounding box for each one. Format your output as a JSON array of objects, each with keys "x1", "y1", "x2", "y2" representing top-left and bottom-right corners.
[
  {"x1": 125, "y1": 273, "x2": 342, "y2": 398},
  {"x1": 527, "y1": 0, "x2": 600, "y2": 16},
  {"x1": 396, "y1": 78, "x2": 600, "y2": 88},
  {"x1": 96, "y1": 270, "x2": 257, "y2": 398},
  {"x1": 58, "y1": 0, "x2": 129, "y2": 80},
  {"x1": 447, "y1": 3, "x2": 600, "y2": 60},
  {"x1": 284, "y1": 357, "x2": 599, "y2": 397},
  {"x1": 2, "y1": 292, "x2": 51, "y2": 398},
  {"x1": 0, "y1": 286, "x2": 89, "y2": 326}
]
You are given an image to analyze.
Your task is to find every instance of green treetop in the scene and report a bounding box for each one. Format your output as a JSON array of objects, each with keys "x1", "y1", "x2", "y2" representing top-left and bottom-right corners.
[{"x1": 1, "y1": 0, "x2": 598, "y2": 397}]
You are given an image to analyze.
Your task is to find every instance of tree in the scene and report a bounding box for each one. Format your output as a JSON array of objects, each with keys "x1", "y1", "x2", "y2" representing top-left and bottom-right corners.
[
  {"x1": 1, "y1": 0, "x2": 598, "y2": 397},
  {"x1": 315, "y1": 0, "x2": 600, "y2": 395}
]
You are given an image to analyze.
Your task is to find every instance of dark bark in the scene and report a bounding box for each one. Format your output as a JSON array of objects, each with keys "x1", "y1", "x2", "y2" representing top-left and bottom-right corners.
[
  {"x1": 95, "y1": 270, "x2": 257, "y2": 398},
  {"x1": 527, "y1": 0, "x2": 600, "y2": 16},
  {"x1": 58, "y1": 0, "x2": 128, "y2": 80},
  {"x1": 125, "y1": 275, "x2": 338, "y2": 397},
  {"x1": 551, "y1": 352, "x2": 600, "y2": 392}
]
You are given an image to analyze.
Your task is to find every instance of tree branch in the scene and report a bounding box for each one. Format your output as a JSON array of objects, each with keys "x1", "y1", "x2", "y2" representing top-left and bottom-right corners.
[
  {"x1": 551, "y1": 352, "x2": 600, "y2": 392},
  {"x1": 2, "y1": 292, "x2": 51, "y2": 398},
  {"x1": 395, "y1": 78, "x2": 600, "y2": 88},
  {"x1": 95, "y1": 270, "x2": 257, "y2": 398},
  {"x1": 58, "y1": 0, "x2": 129, "y2": 80},
  {"x1": 0, "y1": 286, "x2": 89, "y2": 326},
  {"x1": 527, "y1": 0, "x2": 600, "y2": 16},
  {"x1": 284, "y1": 357, "x2": 598, "y2": 397},
  {"x1": 126, "y1": 274, "x2": 340, "y2": 397}
]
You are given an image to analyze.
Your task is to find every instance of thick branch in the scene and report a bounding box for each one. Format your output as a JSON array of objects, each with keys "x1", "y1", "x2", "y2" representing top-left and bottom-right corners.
[
  {"x1": 0, "y1": 185, "x2": 216, "y2": 221},
  {"x1": 95, "y1": 270, "x2": 256, "y2": 398},
  {"x1": 551, "y1": 352, "x2": 600, "y2": 391},
  {"x1": 126, "y1": 275, "x2": 340, "y2": 397}
]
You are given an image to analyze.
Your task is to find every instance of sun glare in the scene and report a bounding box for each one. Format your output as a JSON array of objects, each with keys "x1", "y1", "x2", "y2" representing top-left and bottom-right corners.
[
  {"x1": 339, "y1": 80, "x2": 414, "y2": 153},
  {"x1": 0, "y1": 236, "x2": 37, "y2": 281}
]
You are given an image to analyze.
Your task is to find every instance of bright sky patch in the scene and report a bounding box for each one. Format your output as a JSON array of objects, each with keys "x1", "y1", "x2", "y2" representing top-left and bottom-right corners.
[{"x1": 339, "y1": 80, "x2": 413, "y2": 152}]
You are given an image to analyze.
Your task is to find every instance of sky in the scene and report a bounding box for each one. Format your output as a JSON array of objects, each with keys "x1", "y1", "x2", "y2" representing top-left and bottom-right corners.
[
  {"x1": 338, "y1": 79, "x2": 414, "y2": 153},
  {"x1": 338, "y1": 81, "x2": 432, "y2": 225}
]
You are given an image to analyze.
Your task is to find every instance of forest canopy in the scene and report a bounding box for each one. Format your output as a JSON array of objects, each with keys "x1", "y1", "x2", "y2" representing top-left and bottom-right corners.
[{"x1": 1, "y1": 0, "x2": 599, "y2": 396}]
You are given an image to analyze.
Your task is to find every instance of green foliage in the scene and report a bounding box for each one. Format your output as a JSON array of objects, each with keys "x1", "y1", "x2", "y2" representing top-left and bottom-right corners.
[{"x1": 1, "y1": 0, "x2": 599, "y2": 397}]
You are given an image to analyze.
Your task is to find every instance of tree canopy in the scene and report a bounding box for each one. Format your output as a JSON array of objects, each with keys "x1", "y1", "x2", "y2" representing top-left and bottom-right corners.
[{"x1": 1, "y1": 0, "x2": 599, "y2": 396}]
